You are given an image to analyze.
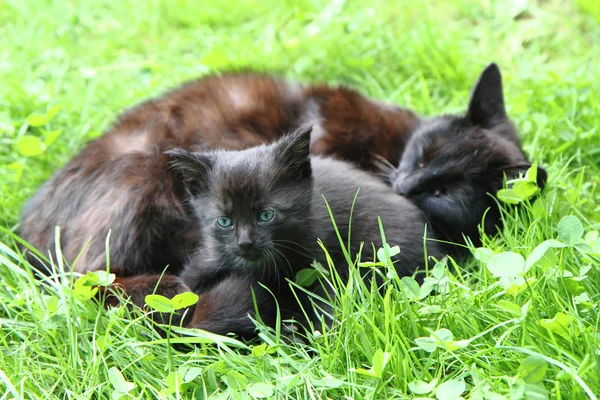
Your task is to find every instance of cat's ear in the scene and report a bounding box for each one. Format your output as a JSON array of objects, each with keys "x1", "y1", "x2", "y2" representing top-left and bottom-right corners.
[
  {"x1": 503, "y1": 164, "x2": 548, "y2": 190},
  {"x1": 276, "y1": 125, "x2": 313, "y2": 179},
  {"x1": 466, "y1": 63, "x2": 507, "y2": 127},
  {"x1": 166, "y1": 148, "x2": 213, "y2": 196}
]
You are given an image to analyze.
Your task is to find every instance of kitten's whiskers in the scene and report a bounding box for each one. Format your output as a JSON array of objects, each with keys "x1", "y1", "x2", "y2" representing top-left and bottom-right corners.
[
  {"x1": 273, "y1": 240, "x2": 313, "y2": 255},
  {"x1": 273, "y1": 243, "x2": 313, "y2": 259},
  {"x1": 271, "y1": 246, "x2": 294, "y2": 280}
]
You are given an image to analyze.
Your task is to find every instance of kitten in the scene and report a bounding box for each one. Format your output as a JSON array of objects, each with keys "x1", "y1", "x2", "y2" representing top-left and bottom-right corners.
[
  {"x1": 19, "y1": 73, "x2": 418, "y2": 277},
  {"x1": 386, "y1": 64, "x2": 547, "y2": 248},
  {"x1": 168, "y1": 126, "x2": 447, "y2": 336}
]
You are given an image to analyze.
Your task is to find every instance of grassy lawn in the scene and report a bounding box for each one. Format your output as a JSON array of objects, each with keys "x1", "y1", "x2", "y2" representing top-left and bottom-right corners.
[{"x1": 1, "y1": 0, "x2": 600, "y2": 398}]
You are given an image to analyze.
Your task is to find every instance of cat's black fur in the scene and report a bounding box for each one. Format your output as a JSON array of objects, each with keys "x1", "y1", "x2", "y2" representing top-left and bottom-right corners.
[
  {"x1": 387, "y1": 64, "x2": 547, "y2": 248},
  {"x1": 170, "y1": 126, "x2": 447, "y2": 336}
]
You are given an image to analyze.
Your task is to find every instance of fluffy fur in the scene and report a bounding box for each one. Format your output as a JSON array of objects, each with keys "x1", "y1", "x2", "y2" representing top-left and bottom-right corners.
[
  {"x1": 386, "y1": 64, "x2": 547, "y2": 248},
  {"x1": 19, "y1": 65, "x2": 545, "y2": 338},
  {"x1": 171, "y1": 127, "x2": 447, "y2": 336},
  {"x1": 19, "y1": 73, "x2": 418, "y2": 276}
]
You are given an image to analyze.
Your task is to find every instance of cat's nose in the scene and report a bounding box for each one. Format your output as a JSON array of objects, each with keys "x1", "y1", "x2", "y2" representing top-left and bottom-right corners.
[
  {"x1": 238, "y1": 239, "x2": 259, "y2": 261},
  {"x1": 237, "y1": 226, "x2": 254, "y2": 249},
  {"x1": 394, "y1": 179, "x2": 412, "y2": 196},
  {"x1": 393, "y1": 171, "x2": 422, "y2": 197},
  {"x1": 238, "y1": 240, "x2": 254, "y2": 250},
  {"x1": 395, "y1": 182, "x2": 408, "y2": 196}
]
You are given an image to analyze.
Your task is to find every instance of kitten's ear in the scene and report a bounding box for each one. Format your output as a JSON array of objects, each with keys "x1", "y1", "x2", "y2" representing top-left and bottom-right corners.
[
  {"x1": 166, "y1": 148, "x2": 213, "y2": 196},
  {"x1": 466, "y1": 63, "x2": 507, "y2": 127},
  {"x1": 277, "y1": 125, "x2": 313, "y2": 179},
  {"x1": 504, "y1": 164, "x2": 548, "y2": 190}
]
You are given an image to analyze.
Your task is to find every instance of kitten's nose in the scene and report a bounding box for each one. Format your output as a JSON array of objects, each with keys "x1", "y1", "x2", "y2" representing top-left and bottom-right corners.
[
  {"x1": 393, "y1": 172, "x2": 410, "y2": 196},
  {"x1": 397, "y1": 188, "x2": 408, "y2": 196},
  {"x1": 237, "y1": 226, "x2": 255, "y2": 252},
  {"x1": 238, "y1": 240, "x2": 254, "y2": 250},
  {"x1": 394, "y1": 172, "x2": 419, "y2": 197},
  {"x1": 238, "y1": 239, "x2": 259, "y2": 261},
  {"x1": 395, "y1": 181, "x2": 409, "y2": 196}
]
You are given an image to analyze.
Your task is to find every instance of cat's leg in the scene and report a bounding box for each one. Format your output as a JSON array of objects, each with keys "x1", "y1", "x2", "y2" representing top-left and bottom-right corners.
[
  {"x1": 188, "y1": 274, "x2": 312, "y2": 341},
  {"x1": 188, "y1": 275, "x2": 279, "y2": 340},
  {"x1": 103, "y1": 274, "x2": 195, "y2": 326},
  {"x1": 105, "y1": 270, "x2": 297, "y2": 339},
  {"x1": 104, "y1": 272, "x2": 309, "y2": 340},
  {"x1": 179, "y1": 262, "x2": 234, "y2": 293}
]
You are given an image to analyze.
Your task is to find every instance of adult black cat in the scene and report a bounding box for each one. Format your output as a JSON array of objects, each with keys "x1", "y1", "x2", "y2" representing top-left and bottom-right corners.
[{"x1": 168, "y1": 126, "x2": 447, "y2": 337}]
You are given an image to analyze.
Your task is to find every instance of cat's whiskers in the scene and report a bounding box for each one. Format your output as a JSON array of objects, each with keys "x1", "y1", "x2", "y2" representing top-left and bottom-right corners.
[
  {"x1": 263, "y1": 248, "x2": 281, "y2": 291},
  {"x1": 372, "y1": 157, "x2": 401, "y2": 185},
  {"x1": 272, "y1": 240, "x2": 313, "y2": 254},
  {"x1": 270, "y1": 189, "x2": 312, "y2": 206},
  {"x1": 174, "y1": 196, "x2": 195, "y2": 209},
  {"x1": 185, "y1": 235, "x2": 222, "y2": 258},
  {"x1": 273, "y1": 243, "x2": 313, "y2": 259},
  {"x1": 271, "y1": 246, "x2": 294, "y2": 281},
  {"x1": 372, "y1": 154, "x2": 396, "y2": 180}
]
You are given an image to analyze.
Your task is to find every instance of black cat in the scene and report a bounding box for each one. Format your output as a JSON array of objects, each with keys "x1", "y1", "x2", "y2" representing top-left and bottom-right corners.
[
  {"x1": 386, "y1": 63, "x2": 547, "y2": 248},
  {"x1": 169, "y1": 126, "x2": 447, "y2": 336}
]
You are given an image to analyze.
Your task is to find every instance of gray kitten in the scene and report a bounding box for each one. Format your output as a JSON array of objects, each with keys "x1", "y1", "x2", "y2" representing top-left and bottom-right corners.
[{"x1": 168, "y1": 126, "x2": 447, "y2": 337}]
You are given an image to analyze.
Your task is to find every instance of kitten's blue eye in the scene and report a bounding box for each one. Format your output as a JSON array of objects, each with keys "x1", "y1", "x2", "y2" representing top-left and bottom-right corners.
[
  {"x1": 258, "y1": 209, "x2": 274, "y2": 222},
  {"x1": 217, "y1": 216, "x2": 233, "y2": 228}
]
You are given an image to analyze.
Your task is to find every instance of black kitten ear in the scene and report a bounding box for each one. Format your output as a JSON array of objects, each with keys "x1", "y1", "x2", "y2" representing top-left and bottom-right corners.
[
  {"x1": 276, "y1": 125, "x2": 313, "y2": 179},
  {"x1": 466, "y1": 63, "x2": 507, "y2": 127},
  {"x1": 504, "y1": 164, "x2": 548, "y2": 190},
  {"x1": 166, "y1": 148, "x2": 213, "y2": 196}
]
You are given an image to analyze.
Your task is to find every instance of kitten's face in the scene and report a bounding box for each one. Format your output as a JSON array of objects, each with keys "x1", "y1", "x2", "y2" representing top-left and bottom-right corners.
[
  {"x1": 200, "y1": 171, "x2": 311, "y2": 269},
  {"x1": 168, "y1": 126, "x2": 313, "y2": 271},
  {"x1": 389, "y1": 64, "x2": 547, "y2": 243}
]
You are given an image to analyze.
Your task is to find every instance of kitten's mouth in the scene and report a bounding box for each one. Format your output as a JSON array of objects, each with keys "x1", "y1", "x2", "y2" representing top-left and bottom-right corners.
[
  {"x1": 238, "y1": 248, "x2": 263, "y2": 263},
  {"x1": 235, "y1": 254, "x2": 265, "y2": 269},
  {"x1": 241, "y1": 253, "x2": 261, "y2": 262}
]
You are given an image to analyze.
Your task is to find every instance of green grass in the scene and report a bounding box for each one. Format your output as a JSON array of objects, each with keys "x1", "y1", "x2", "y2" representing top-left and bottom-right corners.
[{"x1": 1, "y1": 0, "x2": 600, "y2": 398}]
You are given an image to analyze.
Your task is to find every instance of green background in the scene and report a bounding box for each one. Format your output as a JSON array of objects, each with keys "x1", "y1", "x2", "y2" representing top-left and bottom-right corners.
[{"x1": 1, "y1": 0, "x2": 599, "y2": 398}]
